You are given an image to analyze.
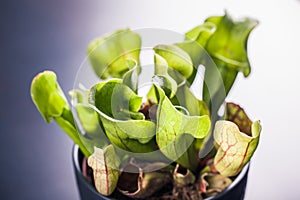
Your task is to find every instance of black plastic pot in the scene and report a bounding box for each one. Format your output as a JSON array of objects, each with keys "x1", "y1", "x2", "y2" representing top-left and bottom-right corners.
[{"x1": 73, "y1": 145, "x2": 249, "y2": 200}]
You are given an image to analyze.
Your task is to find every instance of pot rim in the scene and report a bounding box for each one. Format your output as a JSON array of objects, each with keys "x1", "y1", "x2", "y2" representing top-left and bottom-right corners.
[{"x1": 72, "y1": 145, "x2": 249, "y2": 200}]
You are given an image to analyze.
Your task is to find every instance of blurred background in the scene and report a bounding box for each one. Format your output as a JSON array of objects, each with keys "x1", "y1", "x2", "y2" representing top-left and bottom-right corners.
[{"x1": 1, "y1": 0, "x2": 300, "y2": 199}]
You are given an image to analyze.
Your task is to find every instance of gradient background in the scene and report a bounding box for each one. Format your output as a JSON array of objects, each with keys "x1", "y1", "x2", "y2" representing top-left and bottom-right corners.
[{"x1": 1, "y1": 0, "x2": 300, "y2": 199}]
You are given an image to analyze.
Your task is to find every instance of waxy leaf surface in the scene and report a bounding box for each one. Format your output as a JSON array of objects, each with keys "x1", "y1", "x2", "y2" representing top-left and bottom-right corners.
[
  {"x1": 154, "y1": 45, "x2": 194, "y2": 79},
  {"x1": 213, "y1": 120, "x2": 261, "y2": 176},
  {"x1": 154, "y1": 86, "x2": 210, "y2": 171},
  {"x1": 89, "y1": 80, "x2": 144, "y2": 120},
  {"x1": 88, "y1": 145, "x2": 120, "y2": 196},
  {"x1": 96, "y1": 110, "x2": 157, "y2": 153},
  {"x1": 171, "y1": 83, "x2": 209, "y2": 117},
  {"x1": 74, "y1": 104, "x2": 109, "y2": 149},
  {"x1": 202, "y1": 13, "x2": 258, "y2": 111},
  {"x1": 31, "y1": 71, "x2": 68, "y2": 122},
  {"x1": 153, "y1": 53, "x2": 178, "y2": 98},
  {"x1": 89, "y1": 80, "x2": 157, "y2": 153},
  {"x1": 87, "y1": 29, "x2": 141, "y2": 79},
  {"x1": 122, "y1": 59, "x2": 139, "y2": 93},
  {"x1": 152, "y1": 50, "x2": 209, "y2": 117},
  {"x1": 205, "y1": 13, "x2": 258, "y2": 77},
  {"x1": 175, "y1": 23, "x2": 215, "y2": 83},
  {"x1": 31, "y1": 71, "x2": 91, "y2": 156}
]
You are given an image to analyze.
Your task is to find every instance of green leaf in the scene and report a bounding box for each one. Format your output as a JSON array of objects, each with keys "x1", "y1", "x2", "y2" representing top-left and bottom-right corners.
[
  {"x1": 202, "y1": 13, "x2": 258, "y2": 111},
  {"x1": 93, "y1": 105, "x2": 157, "y2": 153},
  {"x1": 87, "y1": 29, "x2": 141, "y2": 79},
  {"x1": 89, "y1": 80, "x2": 144, "y2": 120},
  {"x1": 75, "y1": 104, "x2": 103, "y2": 136},
  {"x1": 30, "y1": 71, "x2": 91, "y2": 157},
  {"x1": 74, "y1": 104, "x2": 109, "y2": 149},
  {"x1": 88, "y1": 80, "x2": 158, "y2": 153},
  {"x1": 122, "y1": 59, "x2": 139, "y2": 93},
  {"x1": 213, "y1": 120, "x2": 262, "y2": 176},
  {"x1": 153, "y1": 53, "x2": 178, "y2": 98},
  {"x1": 154, "y1": 85, "x2": 211, "y2": 171},
  {"x1": 171, "y1": 83, "x2": 210, "y2": 117},
  {"x1": 54, "y1": 111, "x2": 96, "y2": 156},
  {"x1": 176, "y1": 22, "x2": 215, "y2": 68},
  {"x1": 156, "y1": 61, "x2": 210, "y2": 117},
  {"x1": 205, "y1": 13, "x2": 258, "y2": 77},
  {"x1": 154, "y1": 45, "x2": 194, "y2": 79},
  {"x1": 172, "y1": 23, "x2": 215, "y2": 84},
  {"x1": 31, "y1": 71, "x2": 68, "y2": 122},
  {"x1": 88, "y1": 145, "x2": 120, "y2": 196},
  {"x1": 174, "y1": 41, "x2": 204, "y2": 83},
  {"x1": 69, "y1": 88, "x2": 109, "y2": 149},
  {"x1": 185, "y1": 22, "x2": 216, "y2": 47}
]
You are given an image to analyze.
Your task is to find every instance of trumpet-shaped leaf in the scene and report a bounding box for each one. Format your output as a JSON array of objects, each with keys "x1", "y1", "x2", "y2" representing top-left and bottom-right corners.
[
  {"x1": 205, "y1": 13, "x2": 258, "y2": 77},
  {"x1": 154, "y1": 45, "x2": 194, "y2": 79},
  {"x1": 152, "y1": 52, "x2": 209, "y2": 117},
  {"x1": 185, "y1": 22, "x2": 216, "y2": 47},
  {"x1": 122, "y1": 59, "x2": 139, "y2": 93},
  {"x1": 202, "y1": 13, "x2": 258, "y2": 111},
  {"x1": 89, "y1": 80, "x2": 144, "y2": 120},
  {"x1": 30, "y1": 71, "x2": 91, "y2": 157},
  {"x1": 87, "y1": 29, "x2": 141, "y2": 79},
  {"x1": 171, "y1": 83, "x2": 210, "y2": 117},
  {"x1": 175, "y1": 23, "x2": 215, "y2": 83},
  {"x1": 31, "y1": 70, "x2": 68, "y2": 122},
  {"x1": 89, "y1": 80, "x2": 157, "y2": 153},
  {"x1": 88, "y1": 145, "x2": 120, "y2": 196},
  {"x1": 74, "y1": 104, "x2": 109, "y2": 149},
  {"x1": 153, "y1": 53, "x2": 178, "y2": 98},
  {"x1": 154, "y1": 86, "x2": 211, "y2": 171},
  {"x1": 213, "y1": 120, "x2": 261, "y2": 176},
  {"x1": 96, "y1": 109, "x2": 157, "y2": 153}
]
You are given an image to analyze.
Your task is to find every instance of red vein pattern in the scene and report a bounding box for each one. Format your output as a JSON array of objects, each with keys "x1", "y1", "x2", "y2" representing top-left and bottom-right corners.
[{"x1": 213, "y1": 120, "x2": 260, "y2": 176}]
